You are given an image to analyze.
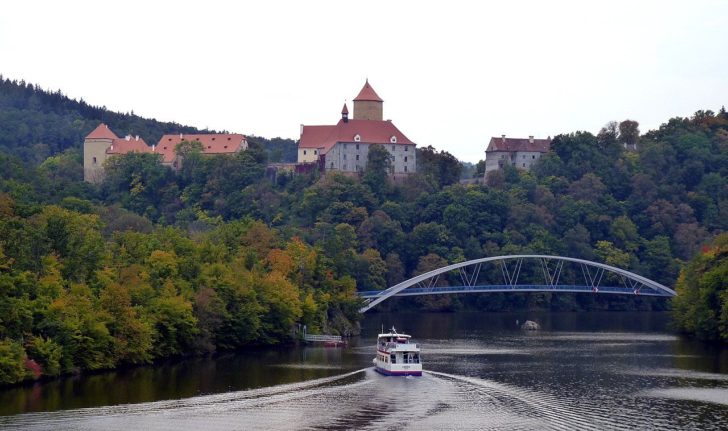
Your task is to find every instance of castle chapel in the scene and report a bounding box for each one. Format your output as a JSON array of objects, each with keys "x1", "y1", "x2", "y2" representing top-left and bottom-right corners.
[{"x1": 298, "y1": 80, "x2": 416, "y2": 176}]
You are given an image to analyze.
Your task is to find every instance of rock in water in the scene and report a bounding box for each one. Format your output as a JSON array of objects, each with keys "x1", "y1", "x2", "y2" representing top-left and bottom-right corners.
[{"x1": 521, "y1": 320, "x2": 540, "y2": 330}]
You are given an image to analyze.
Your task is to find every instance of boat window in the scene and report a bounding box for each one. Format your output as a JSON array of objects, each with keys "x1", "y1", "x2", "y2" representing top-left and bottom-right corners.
[{"x1": 390, "y1": 354, "x2": 396, "y2": 364}]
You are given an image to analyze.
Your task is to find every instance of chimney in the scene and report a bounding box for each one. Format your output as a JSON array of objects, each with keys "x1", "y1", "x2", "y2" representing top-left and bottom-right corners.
[
  {"x1": 125, "y1": 135, "x2": 131, "y2": 141},
  {"x1": 152, "y1": 145, "x2": 156, "y2": 151},
  {"x1": 501, "y1": 134, "x2": 506, "y2": 143},
  {"x1": 300, "y1": 124, "x2": 304, "y2": 135},
  {"x1": 529, "y1": 135, "x2": 534, "y2": 143},
  {"x1": 179, "y1": 133, "x2": 183, "y2": 139},
  {"x1": 135, "y1": 135, "x2": 139, "y2": 141}
]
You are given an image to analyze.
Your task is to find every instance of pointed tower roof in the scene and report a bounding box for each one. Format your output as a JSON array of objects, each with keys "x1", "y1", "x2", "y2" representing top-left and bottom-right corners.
[
  {"x1": 353, "y1": 79, "x2": 383, "y2": 102},
  {"x1": 341, "y1": 103, "x2": 349, "y2": 115},
  {"x1": 86, "y1": 123, "x2": 118, "y2": 140}
]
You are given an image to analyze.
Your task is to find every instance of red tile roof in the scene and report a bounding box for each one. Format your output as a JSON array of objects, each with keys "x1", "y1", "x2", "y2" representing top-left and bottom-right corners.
[
  {"x1": 299, "y1": 119, "x2": 414, "y2": 153},
  {"x1": 299, "y1": 125, "x2": 336, "y2": 150},
  {"x1": 86, "y1": 123, "x2": 118, "y2": 140},
  {"x1": 486, "y1": 137, "x2": 551, "y2": 153},
  {"x1": 353, "y1": 80, "x2": 383, "y2": 102},
  {"x1": 155, "y1": 134, "x2": 247, "y2": 163},
  {"x1": 106, "y1": 136, "x2": 152, "y2": 155}
]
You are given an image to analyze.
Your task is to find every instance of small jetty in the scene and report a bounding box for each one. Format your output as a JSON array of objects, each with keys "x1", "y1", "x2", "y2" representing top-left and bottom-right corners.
[{"x1": 303, "y1": 333, "x2": 347, "y2": 347}]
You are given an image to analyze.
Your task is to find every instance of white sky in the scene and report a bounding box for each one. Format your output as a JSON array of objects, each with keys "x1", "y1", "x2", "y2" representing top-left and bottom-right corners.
[{"x1": 1, "y1": 1, "x2": 727, "y2": 162}]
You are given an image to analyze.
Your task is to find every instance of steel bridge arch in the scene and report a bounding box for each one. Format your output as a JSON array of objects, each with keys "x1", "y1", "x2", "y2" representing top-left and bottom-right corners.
[{"x1": 359, "y1": 255, "x2": 676, "y2": 313}]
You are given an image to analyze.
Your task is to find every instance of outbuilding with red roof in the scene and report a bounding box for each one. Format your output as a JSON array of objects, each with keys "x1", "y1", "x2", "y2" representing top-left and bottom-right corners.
[{"x1": 484, "y1": 135, "x2": 552, "y2": 176}]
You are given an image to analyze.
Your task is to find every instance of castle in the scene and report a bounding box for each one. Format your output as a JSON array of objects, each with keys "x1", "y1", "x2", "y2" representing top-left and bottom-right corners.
[
  {"x1": 83, "y1": 124, "x2": 247, "y2": 183},
  {"x1": 298, "y1": 80, "x2": 417, "y2": 176},
  {"x1": 84, "y1": 80, "x2": 554, "y2": 185}
]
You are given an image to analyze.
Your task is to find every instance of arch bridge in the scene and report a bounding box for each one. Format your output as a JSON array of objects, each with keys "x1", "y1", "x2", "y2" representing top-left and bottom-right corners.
[{"x1": 358, "y1": 255, "x2": 676, "y2": 313}]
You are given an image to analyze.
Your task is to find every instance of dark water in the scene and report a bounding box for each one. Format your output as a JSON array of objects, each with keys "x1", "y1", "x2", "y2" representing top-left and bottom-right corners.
[{"x1": 2, "y1": 311, "x2": 728, "y2": 430}]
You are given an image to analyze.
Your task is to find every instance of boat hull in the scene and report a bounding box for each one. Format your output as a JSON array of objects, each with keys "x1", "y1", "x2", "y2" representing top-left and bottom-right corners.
[{"x1": 375, "y1": 366, "x2": 422, "y2": 377}]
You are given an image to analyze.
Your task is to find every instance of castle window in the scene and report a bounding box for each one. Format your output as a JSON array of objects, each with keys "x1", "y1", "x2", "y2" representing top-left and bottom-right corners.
[
  {"x1": 224, "y1": 145, "x2": 228, "y2": 149},
  {"x1": 405, "y1": 146, "x2": 409, "y2": 152},
  {"x1": 356, "y1": 155, "x2": 359, "y2": 161},
  {"x1": 404, "y1": 165, "x2": 408, "y2": 172},
  {"x1": 207, "y1": 146, "x2": 211, "y2": 149},
  {"x1": 404, "y1": 156, "x2": 408, "y2": 162},
  {"x1": 356, "y1": 144, "x2": 360, "y2": 150},
  {"x1": 356, "y1": 165, "x2": 360, "y2": 171},
  {"x1": 304, "y1": 150, "x2": 307, "y2": 155},
  {"x1": 92, "y1": 156, "x2": 97, "y2": 165},
  {"x1": 392, "y1": 145, "x2": 395, "y2": 151},
  {"x1": 330, "y1": 162, "x2": 334, "y2": 168},
  {"x1": 523, "y1": 163, "x2": 526, "y2": 167},
  {"x1": 314, "y1": 150, "x2": 317, "y2": 155},
  {"x1": 212, "y1": 137, "x2": 216, "y2": 141},
  {"x1": 392, "y1": 156, "x2": 395, "y2": 161},
  {"x1": 354, "y1": 134, "x2": 361, "y2": 142},
  {"x1": 343, "y1": 154, "x2": 347, "y2": 160},
  {"x1": 343, "y1": 164, "x2": 347, "y2": 170},
  {"x1": 228, "y1": 137, "x2": 231, "y2": 140},
  {"x1": 390, "y1": 136, "x2": 397, "y2": 144},
  {"x1": 532, "y1": 155, "x2": 535, "y2": 159}
]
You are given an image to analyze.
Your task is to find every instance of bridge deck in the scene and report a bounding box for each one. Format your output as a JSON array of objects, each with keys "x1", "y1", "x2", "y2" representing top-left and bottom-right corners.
[{"x1": 359, "y1": 284, "x2": 672, "y2": 298}]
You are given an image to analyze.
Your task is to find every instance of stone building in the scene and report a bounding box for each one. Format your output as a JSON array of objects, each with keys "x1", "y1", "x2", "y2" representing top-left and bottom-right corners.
[
  {"x1": 298, "y1": 80, "x2": 416, "y2": 176},
  {"x1": 83, "y1": 123, "x2": 248, "y2": 182},
  {"x1": 83, "y1": 123, "x2": 151, "y2": 183},
  {"x1": 483, "y1": 135, "x2": 551, "y2": 177}
]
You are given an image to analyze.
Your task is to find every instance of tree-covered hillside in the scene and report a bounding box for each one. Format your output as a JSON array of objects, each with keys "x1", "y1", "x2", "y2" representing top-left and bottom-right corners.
[{"x1": 1, "y1": 77, "x2": 727, "y2": 384}]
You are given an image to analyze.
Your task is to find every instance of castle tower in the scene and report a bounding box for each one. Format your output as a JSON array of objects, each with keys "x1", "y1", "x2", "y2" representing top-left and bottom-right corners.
[
  {"x1": 341, "y1": 102, "x2": 349, "y2": 122},
  {"x1": 83, "y1": 123, "x2": 118, "y2": 183},
  {"x1": 353, "y1": 79, "x2": 383, "y2": 121}
]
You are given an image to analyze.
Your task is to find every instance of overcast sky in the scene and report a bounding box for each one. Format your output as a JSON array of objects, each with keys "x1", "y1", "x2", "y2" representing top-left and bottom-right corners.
[{"x1": 2, "y1": 1, "x2": 727, "y2": 162}]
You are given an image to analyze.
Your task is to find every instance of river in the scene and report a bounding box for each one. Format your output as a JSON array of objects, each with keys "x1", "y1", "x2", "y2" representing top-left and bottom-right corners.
[{"x1": 1, "y1": 311, "x2": 727, "y2": 430}]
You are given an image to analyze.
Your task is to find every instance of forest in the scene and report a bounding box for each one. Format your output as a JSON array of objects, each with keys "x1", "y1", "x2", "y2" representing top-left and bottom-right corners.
[{"x1": 1, "y1": 77, "x2": 727, "y2": 384}]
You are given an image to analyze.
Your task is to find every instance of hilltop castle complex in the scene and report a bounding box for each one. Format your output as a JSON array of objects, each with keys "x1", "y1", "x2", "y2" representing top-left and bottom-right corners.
[{"x1": 83, "y1": 79, "x2": 554, "y2": 184}]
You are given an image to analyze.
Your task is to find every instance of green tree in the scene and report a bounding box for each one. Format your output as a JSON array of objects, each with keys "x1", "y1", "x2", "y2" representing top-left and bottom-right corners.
[
  {"x1": 363, "y1": 144, "x2": 392, "y2": 199},
  {"x1": 672, "y1": 233, "x2": 728, "y2": 341}
]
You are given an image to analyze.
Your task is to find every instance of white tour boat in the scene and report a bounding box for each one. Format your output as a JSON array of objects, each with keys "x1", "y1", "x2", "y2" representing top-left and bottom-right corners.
[{"x1": 373, "y1": 327, "x2": 422, "y2": 376}]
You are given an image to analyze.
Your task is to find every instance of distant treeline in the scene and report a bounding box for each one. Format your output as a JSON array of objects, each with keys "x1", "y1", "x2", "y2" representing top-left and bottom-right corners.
[{"x1": 0, "y1": 76, "x2": 298, "y2": 164}]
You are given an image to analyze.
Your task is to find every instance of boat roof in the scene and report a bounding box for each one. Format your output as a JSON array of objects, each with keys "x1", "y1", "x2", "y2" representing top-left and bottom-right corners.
[{"x1": 377, "y1": 326, "x2": 413, "y2": 338}]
